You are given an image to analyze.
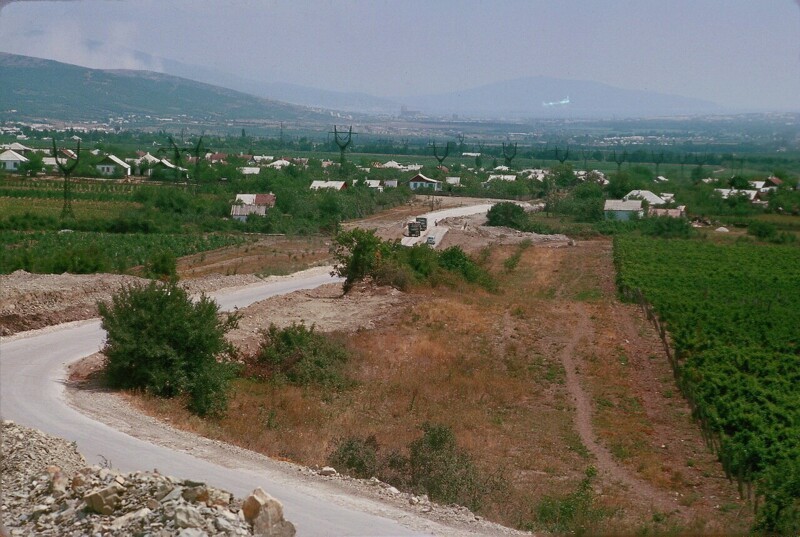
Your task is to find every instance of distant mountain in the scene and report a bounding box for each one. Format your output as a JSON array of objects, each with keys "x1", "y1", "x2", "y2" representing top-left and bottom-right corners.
[
  {"x1": 400, "y1": 76, "x2": 721, "y2": 118},
  {"x1": 99, "y1": 47, "x2": 719, "y2": 119},
  {"x1": 118, "y1": 48, "x2": 400, "y2": 115},
  {"x1": 0, "y1": 52, "x2": 331, "y2": 123}
]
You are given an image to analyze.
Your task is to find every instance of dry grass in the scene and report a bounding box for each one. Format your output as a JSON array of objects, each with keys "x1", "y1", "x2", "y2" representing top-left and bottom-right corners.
[
  {"x1": 176, "y1": 236, "x2": 332, "y2": 279},
  {"x1": 133, "y1": 240, "x2": 751, "y2": 534}
]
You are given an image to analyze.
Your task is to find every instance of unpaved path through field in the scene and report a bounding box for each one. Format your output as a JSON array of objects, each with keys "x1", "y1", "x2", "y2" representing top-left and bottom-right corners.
[{"x1": 555, "y1": 301, "x2": 681, "y2": 515}]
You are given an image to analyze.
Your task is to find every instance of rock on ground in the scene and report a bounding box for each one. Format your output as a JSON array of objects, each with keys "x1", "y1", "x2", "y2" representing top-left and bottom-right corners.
[{"x1": 0, "y1": 421, "x2": 293, "y2": 536}]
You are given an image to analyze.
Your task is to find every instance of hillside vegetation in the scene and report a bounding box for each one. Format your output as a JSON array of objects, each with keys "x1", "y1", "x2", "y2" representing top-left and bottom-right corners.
[{"x1": 614, "y1": 237, "x2": 800, "y2": 533}]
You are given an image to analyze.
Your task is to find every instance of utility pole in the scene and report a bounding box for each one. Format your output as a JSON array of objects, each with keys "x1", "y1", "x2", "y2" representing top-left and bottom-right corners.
[
  {"x1": 611, "y1": 149, "x2": 627, "y2": 173},
  {"x1": 432, "y1": 141, "x2": 451, "y2": 169},
  {"x1": 53, "y1": 139, "x2": 80, "y2": 220},
  {"x1": 554, "y1": 145, "x2": 570, "y2": 165},
  {"x1": 652, "y1": 151, "x2": 665, "y2": 178},
  {"x1": 331, "y1": 125, "x2": 354, "y2": 166},
  {"x1": 502, "y1": 142, "x2": 517, "y2": 167}
]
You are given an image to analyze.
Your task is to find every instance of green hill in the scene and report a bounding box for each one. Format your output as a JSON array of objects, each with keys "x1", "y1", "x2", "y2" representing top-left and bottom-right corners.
[{"x1": 0, "y1": 52, "x2": 330, "y2": 124}]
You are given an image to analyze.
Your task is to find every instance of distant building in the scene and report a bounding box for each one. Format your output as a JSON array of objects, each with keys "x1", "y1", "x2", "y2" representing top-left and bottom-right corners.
[
  {"x1": 0, "y1": 149, "x2": 29, "y2": 171},
  {"x1": 604, "y1": 199, "x2": 644, "y2": 220},
  {"x1": 623, "y1": 190, "x2": 667, "y2": 206},
  {"x1": 231, "y1": 192, "x2": 276, "y2": 222},
  {"x1": 238, "y1": 167, "x2": 261, "y2": 175},
  {"x1": 96, "y1": 155, "x2": 131, "y2": 177},
  {"x1": 310, "y1": 180, "x2": 347, "y2": 191},
  {"x1": 408, "y1": 173, "x2": 442, "y2": 191}
]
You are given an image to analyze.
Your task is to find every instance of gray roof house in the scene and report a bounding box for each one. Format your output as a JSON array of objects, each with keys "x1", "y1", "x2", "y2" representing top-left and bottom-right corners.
[{"x1": 604, "y1": 199, "x2": 644, "y2": 221}]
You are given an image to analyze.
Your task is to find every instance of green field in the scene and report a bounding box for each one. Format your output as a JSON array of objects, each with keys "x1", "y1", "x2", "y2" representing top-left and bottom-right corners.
[
  {"x1": 614, "y1": 237, "x2": 800, "y2": 532},
  {"x1": 0, "y1": 231, "x2": 246, "y2": 274}
]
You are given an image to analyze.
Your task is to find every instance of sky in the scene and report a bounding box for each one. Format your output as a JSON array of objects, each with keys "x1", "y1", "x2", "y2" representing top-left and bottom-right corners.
[{"x1": 1, "y1": 0, "x2": 799, "y2": 111}]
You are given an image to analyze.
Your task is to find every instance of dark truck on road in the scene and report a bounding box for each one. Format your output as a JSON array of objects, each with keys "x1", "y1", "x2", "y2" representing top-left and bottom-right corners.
[
  {"x1": 407, "y1": 221, "x2": 421, "y2": 236},
  {"x1": 415, "y1": 217, "x2": 428, "y2": 230}
]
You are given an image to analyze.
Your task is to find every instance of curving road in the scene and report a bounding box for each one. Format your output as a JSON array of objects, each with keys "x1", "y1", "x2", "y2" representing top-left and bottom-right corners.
[
  {"x1": 400, "y1": 203, "x2": 496, "y2": 248},
  {"x1": 0, "y1": 270, "x2": 443, "y2": 536}
]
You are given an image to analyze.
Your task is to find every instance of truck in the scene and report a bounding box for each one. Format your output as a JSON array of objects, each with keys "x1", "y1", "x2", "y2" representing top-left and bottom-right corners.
[
  {"x1": 407, "y1": 221, "x2": 421, "y2": 237},
  {"x1": 415, "y1": 217, "x2": 428, "y2": 231}
]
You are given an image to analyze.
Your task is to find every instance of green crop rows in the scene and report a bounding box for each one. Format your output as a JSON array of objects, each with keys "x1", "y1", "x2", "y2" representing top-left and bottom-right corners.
[
  {"x1": 0, "y1": 231, "x2": 246, "y2": 274},
  {"x1": 614, "y1": 237, "x2": 799, "y2": 532}
]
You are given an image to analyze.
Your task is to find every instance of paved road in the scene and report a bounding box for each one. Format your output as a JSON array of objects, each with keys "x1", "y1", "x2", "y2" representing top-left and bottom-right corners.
[{"x1": 0, "y1": 271, "x2": 434, "y2": 536}]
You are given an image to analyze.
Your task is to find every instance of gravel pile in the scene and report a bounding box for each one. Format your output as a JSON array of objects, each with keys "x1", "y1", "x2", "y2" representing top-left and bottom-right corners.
[{"x1": 1, "y1": 421, "x2": 294, "y2": 537}]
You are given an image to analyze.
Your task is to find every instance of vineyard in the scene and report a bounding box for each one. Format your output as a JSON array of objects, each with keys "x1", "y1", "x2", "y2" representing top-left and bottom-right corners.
[
  {"x1": 0, "y1": 231, "x2": 246, "y2": 274},
  {"x1": 613, "y1": 237, "x2": 800, "y2": 533}
]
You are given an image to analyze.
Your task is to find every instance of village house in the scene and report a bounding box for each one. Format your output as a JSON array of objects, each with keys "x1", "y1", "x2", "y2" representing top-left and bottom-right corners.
[
  {"x1": 96, "y1": 155, "x2": 131, "y2": 177},
  {"x1": 445, "y1": 177, "x2": 461, "y2": 186},
  {"x1": 363, "y1": 179, "x2": 383, "y2": 191},
  {"x1": 0, "y1": 149, "x2": 29, "y2": 171},
  {"x1": 310, "y1": 180, "x2": 347, "y2": 191},
  {"x1": 487, "y1": 174, "x2": 517, "y2": 182},
  {"x1": 267, "y1": 159, "x2": 292, "y2": 169},
  {"x1": 408, "y1": 173, "x2": 442, "y2": 191},
  {"x1": 604, "y1": 199, "x2": 644, "y2": 220},
  {"x1": 714, "y1": 188, "x2": 759, "y2": 202},
  {"x1": 649, "y1": 205, "x2": 687, "y2": 218},
  {"x1": 623, "y1": 190, "x2": 667, "y2": 206},
  {"x1": 238, "y1": 166, "x2": 261, "y2": 175},
  {"x1": 230, "y1": 193, "x2": 276, "y2": 222}
]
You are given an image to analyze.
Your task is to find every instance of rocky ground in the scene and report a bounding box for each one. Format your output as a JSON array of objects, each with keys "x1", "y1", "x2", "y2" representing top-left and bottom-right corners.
[{"x1": 0, "y1": 421, "x2": 294, "y2": 536}]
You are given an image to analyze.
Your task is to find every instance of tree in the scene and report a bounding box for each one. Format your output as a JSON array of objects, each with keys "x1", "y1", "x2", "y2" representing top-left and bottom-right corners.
[
  {"x1": 98, "y1": 281, "x2": 239, "y2": 417},
  {"x1": 19, "y1": 152, "x2": 44, "y2": 177},
  {"x1": 331, "y1": 228, "x2": 384, "y2": 293}
]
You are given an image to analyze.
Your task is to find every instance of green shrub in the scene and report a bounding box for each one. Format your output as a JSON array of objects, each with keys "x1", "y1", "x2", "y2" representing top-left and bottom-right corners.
[
  {"x1": 408, "y1": 423, "x2": 486, "y2": 511},
  {"x1": 329, "y1": 436, "x2": 380, "y2": 479},
  {"x1": 486, "y1": 202, "x2": 527, "y2": 228},
  {"x1": 98, "y1": 280, "x2": 239, "y2": 417},
  {"x1": 531, "y1": 466, "x2": 610, "y2": 534},
  {"x1": 144, "y1": 249, "x2": 178, "y2": 280},
  {"x1": 748, "y1": 220, "x2": 777, "y2": 240},
  {"x1": 254, "y1": 323, "x2": 350, "y2": 388}
]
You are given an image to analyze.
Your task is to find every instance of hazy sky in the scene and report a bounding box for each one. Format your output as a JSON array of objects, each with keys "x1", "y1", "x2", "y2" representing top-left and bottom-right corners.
[{"x1": 1, "y1": 0, "x2": 799, "y2": 110}]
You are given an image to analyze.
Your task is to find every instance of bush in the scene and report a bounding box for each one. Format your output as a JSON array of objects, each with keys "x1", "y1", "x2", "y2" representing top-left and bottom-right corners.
[
  {"x1": 98, "y1": 280, "x2": 239, "y2": 417},
  {"x1": 408, "y1": 423, "x2": 486, "y2": 511},
  {"x1": 532, "y1": 466, "x2": 610, "y2": 534},
  {"x1": 486, "y1": 202, "x2": 527, "y2": 228},
  {"x1": 332, "y1": 230, "x2": 495, "y2": 292},
  {"x1": 748, "y1": 220, "x2": 777, "y2": 240},
  {"x1": 329, "y1": 436, "x2": 380, "y2": 479},
  {"x1": 144, "y1": 249, "x2": 178, "y2": 281},
  {"x1": 254, "y1": 323, "x2": 350, "y2": 388}
]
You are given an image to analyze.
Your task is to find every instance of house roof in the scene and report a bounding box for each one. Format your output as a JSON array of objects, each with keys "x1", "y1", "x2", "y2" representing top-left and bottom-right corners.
[
  {"x1": 409, "y1": 173, "x2": 440, "y2": 184},
  {"x1": 310, "y1": 180, "x2": 346, "y2": 190},
  {"x1": 238, "y1": 166, "x2": 261, "y2": 175},
  {"x1": 623, "y1": 190, "x2": 666, "y2": 206},
  {"x1": 99, "y1": 154, "x2": 131, "y2": 169},
  {"x1": 231, "y1": 204, "x2": 267, "y2": 217},
  {"x1": 267, "y1": 159, "x2": 291, "y2": 168},
  {"x1": 254, "y1": 193, "x2": 276, "y2": 206},
  {"x1": 604, "y1": 199, "x2": 643, "y2": 212},
  {"x1": 0, "y1": 150, "x2": 28, "y2": 163},
  {"x1": 7, "y1": 142, "x2": 32, "y2": 152},
  {"x1": 488, "y1": 174, "x2": 516, "y2": 182},
  {"x1": 714, "y1": 188, "x2": 758, "y2": 201}
]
